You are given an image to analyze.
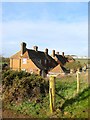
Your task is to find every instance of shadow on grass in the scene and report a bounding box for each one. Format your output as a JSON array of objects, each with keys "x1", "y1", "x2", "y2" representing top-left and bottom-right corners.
[
  {"x1": 60, "y1": 86, "x2": 90, "y2": 110},
  {"x1": 56, "y1": 90, "x2": 66, "y2": 100},
  {"x1": 55, "y1": 82, "x2": 76, "y2": 100},
  {"x1": 56, "y1": 84, "x2": 71, "y2": 92}
]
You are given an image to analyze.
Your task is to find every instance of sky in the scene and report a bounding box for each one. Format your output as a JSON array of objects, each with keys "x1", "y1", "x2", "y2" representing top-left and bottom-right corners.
[
  {"x1": 1, "y1": 2, "x2": 88, "y2": 57},
  {"x1": 1, "y1": 0, "x2": 89, "y2": 2}
]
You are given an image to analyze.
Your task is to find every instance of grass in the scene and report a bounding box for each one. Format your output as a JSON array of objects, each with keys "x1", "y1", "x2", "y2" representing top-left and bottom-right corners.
[
  {"x1": 75, "y1": 58, "x2": 88, "y2": 66},
  {"x1": 55, "y1": 72, "x2": 89, "y2": 118},
  {"x1": 62, "y1": 87, "x2": 89, "y2": 118},
  {"x1": 3, "y1": 71, "x2": 89, "y2": 118}
]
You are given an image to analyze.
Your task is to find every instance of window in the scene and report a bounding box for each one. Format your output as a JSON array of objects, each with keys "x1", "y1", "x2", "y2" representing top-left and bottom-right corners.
[
  {"x1": 22, "y1": 58, "x2": 27, "y2": 64},
  {"x1": 37, "y1": 59, "x2": 41, "y2": 64},
  {"x1": 40, "y1": 60, "x2": 41, "y2": 64},
  {"x1": 22, "y1": 69, "x2": 26, "y2": 71},
  {"x1": 45, "y1": 59, "x2": 47, "y2": 64}
]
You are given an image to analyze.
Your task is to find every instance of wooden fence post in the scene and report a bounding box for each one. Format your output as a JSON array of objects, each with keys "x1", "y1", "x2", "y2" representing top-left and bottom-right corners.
[
  {"x1": 49, "y1": 76, "x2": 56, "y2": 113},
  {"x1": 77, "y1": 69, "x2": 80, "y2": 94},
  {"x1": 49, "y1": 88, "x2": 53, "y2": 113}
]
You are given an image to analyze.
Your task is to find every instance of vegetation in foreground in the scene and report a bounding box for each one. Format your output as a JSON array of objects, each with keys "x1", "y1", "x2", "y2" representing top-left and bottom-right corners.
[{"x1": 2, "y1": 70, "x2": 89, "y2": 118}]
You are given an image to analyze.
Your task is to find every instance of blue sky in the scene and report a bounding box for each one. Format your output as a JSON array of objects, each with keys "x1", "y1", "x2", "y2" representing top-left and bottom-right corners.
[{"x1": 2, "y1": 2, "x2": 88, "y2": 57}]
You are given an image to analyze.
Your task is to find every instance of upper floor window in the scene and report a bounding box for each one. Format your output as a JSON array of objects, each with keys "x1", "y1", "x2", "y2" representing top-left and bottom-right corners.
[
  {"x1": 45, "y1": 59, "x2": 47, "y2": 64},
  {"x1": 22, "y1": 58, "x2": 27, "y2": 64},
  {"x1": 37, "y1": 59, "x2": 41, "y2": 64},
  {"x1": 40, "y1": 59, "x2": 42, "y2": 64}
]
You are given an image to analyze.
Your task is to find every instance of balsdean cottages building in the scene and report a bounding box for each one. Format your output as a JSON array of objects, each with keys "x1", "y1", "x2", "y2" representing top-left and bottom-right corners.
[{"x1": 10, "y1": 42, "x2": 73, "y2": 77}]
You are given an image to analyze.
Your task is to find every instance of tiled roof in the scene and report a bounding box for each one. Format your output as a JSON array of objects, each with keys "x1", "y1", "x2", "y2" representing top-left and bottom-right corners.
[
  {"x1": 50, "y1": 64, "x2": 64, "y2": 73},
  {"x1": 55, "y1": 54, "x2": 68, "y2": 65},
  {"x1": 50, "y1": 64, "x2": 69, "y2": 74},
  {"x1": 27, "y1": 49, "x2": 58, "y2": 71}
]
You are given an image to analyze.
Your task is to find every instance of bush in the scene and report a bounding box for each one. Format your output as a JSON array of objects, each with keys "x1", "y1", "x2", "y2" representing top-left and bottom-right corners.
[
  {"x1": 2, "y1": 57, "x2": 10, "y2": 64},
  {"x1": 2, "y1": 70, "x2": 49, "y2": 105},
  {"x1": 64, "y1": 61, "x2": 82, "y2": 72}
]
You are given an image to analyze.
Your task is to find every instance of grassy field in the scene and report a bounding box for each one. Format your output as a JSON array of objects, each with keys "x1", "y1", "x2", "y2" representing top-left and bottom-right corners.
[
  {"x1": 55, "y1": 72, "x2": 89, "y2": 118},
  {"x1": 3, "y1": 71, "x2": 89, "y2": 118},
  {"x1": 75, "y1": 58, "x2": 89, "y2": 66}
]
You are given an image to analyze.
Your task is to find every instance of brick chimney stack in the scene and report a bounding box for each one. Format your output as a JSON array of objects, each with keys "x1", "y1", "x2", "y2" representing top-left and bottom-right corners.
[
  {"x1": 45, "y1": 48, "x2": 48, "y2": 55},
  {"x1": 56, "y1": 52, "x2": 59, "y2": 55},
  {"x1": 62, "y1": 52, "x2": 64, "y2": 57},
  {"x1": 33, "y1": 46, "x2": 38, "y2": 52},
  {"x1": 52, "y1": 50, "x2": 55, "y2": 57},
  {"x1": 21, "y1": 42, "x2": 26, "y2": 56}
]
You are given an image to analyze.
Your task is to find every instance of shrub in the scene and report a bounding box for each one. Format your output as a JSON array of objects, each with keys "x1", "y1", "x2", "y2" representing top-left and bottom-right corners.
[
  {"x1": 2, "y1": 70, "x2": 49, "y2": 105},
  {"x1": 64, "y1": 61, "x2": 82, "y2": 72}
]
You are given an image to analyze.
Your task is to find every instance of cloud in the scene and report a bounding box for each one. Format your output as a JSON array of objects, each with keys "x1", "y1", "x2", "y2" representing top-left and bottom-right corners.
[
  {"x1": 2, "y1": 19, "x2": 88, "y2": 57},
  {"x1": 1, "y1": 2, "x2": 88, "y2": 57}
]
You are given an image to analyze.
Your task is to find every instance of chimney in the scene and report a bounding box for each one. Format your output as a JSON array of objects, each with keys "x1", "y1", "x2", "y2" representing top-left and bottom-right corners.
[
  {"x1": 52, "y1": 50, "x2": 55, "y2": 57},
  {"x1": 45, "y1": 48, "x2": 48, "y2": 55},
  {"x1": 33, "y1": 46, "x2": 38, "y2": 52},
  {"x1": 56, "y1": 52, "x2": 59, "y2": 55},
  {"x1": 21, "y1": 42, "x2": 26, "y2": 56},
  {"x1": 62, "y1": 52, "x2": 64, "y2": 57}
]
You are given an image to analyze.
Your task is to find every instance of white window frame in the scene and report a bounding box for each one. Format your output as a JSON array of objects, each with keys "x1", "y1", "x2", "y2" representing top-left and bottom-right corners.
[
  {"x1": 22, "y1": 58, "x2": 27, "y2": 64},
  {"x1": 22, "y1": 69, "x2": 26, "y2": 71}
]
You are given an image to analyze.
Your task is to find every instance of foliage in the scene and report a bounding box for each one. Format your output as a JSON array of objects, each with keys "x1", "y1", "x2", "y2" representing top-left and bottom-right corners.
[
  {"x1": 3, "y1": 70, "x2": 89, "y2": 118},
  {"x1": 88, "y1": 59, "x2": 90, "y2": 64},
  {"x1": 2, "y1": 57, "x2": 10, "y2": 64},
  {"x1": 2, "y1": 70, "x2": 49, "y2": 105},
  {"x1": 0, "y1": 56, "x2": 10, "y2": 71},
  {"x1": 64, "y1": 61, "x2": 82, "y2": 71},
  {"x1": 75, "y1": 58, "x2": 88, "y2": 66}
]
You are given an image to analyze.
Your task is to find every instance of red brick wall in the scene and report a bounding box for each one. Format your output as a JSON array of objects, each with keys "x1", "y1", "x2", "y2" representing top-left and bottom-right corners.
[
  {"x1": 10, "y1": 58, "x2": 40, "y2": 74},
  {"x1": 21, "y1": 58, "x2": 40, "y2": 74}
]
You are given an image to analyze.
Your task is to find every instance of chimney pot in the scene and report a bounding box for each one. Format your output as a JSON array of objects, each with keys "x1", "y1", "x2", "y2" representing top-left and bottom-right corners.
[
  {"x1": 52, "y1": 50, "x2": 55, "y2": 57},
  {"x1": 33, "y1": 46, "x2": 38, "y2": 52},
  {"x1": 21, "y1": 42, "x2": 26, "y2": 56},
  {"x1": 62, "y1": 52, "x2": 64, "y2": 57},
  {"x1": 56, "y1": 52, "x2": 59, "y2": 55},
  {"x1": 45, "y1": 48, "x2": 48, "y2": 55}
]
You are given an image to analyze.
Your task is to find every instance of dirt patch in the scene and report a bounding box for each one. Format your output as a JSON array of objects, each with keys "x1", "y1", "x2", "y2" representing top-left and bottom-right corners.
[{"x1": 2, "y1": 109, "x2": 32, "y2": 118}]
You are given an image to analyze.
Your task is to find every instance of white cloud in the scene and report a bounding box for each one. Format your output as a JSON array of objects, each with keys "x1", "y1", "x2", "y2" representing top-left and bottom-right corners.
[{"x1": 2, "y1": 19, "x2": 88, "y2": 57}]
